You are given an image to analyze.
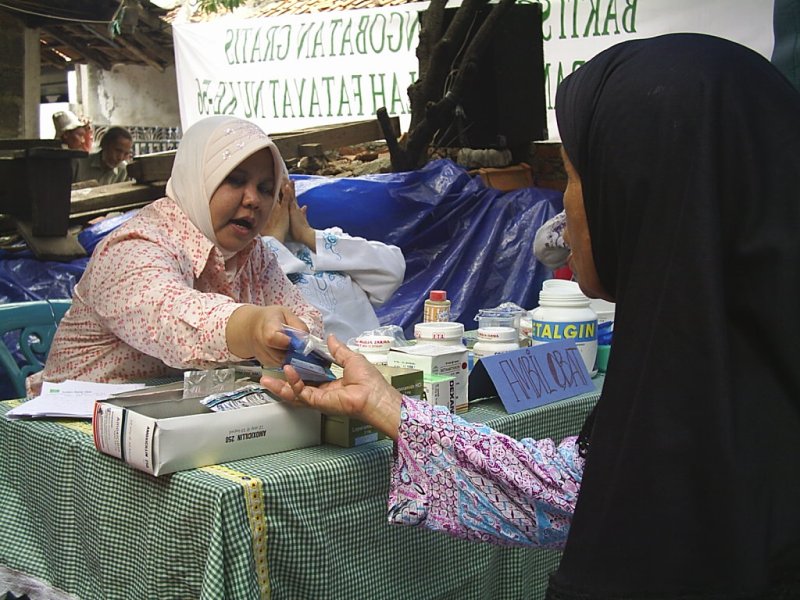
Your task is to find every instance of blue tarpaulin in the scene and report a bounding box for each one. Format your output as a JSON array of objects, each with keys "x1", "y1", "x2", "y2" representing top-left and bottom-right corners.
[
  {"x1": 0, "y1": 159, "x2": 562, "y2": 396},
  {"x1": 294, "y1": 159, "x2": 563, "y2": 335}
]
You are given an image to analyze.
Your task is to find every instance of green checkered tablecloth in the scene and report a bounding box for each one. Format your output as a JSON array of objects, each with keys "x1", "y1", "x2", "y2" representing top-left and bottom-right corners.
[{"x1": 0, "y1": 378, "x2": 602, "y2": 600}]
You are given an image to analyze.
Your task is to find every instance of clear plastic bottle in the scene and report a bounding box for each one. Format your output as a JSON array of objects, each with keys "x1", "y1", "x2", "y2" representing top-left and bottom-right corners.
[
  {"x1": 530, "y1": 280, "x2": 598, "y2": 373},
  {"x1": 519, "y1": 311, "x2": 534, "y2": 347},
  {"x1": 473, "y1": 326, "x2": 520, "y2": 359},
  {"x1": 424, "y1": 290, "x2": 451, "y2": 322}
]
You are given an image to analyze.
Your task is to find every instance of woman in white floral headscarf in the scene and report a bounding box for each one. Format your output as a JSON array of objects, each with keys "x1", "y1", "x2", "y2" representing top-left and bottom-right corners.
[{"x1": 33, "y1": 116, "x2": 321, "y2": 393}]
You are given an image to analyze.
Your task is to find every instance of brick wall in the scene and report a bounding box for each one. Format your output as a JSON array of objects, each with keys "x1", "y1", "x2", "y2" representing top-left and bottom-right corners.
[{"x1": 0, "y1": 12, "x2": 26, "y2": 138}]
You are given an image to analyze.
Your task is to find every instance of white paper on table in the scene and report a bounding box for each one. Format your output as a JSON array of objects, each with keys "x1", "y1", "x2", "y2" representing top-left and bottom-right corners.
[{"x1": 5, "y1": 380, "x2": 147, "y2": 420}]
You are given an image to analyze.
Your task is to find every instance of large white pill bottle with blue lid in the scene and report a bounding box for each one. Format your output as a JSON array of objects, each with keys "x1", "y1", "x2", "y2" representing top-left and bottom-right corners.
[{"x1": 530, "y1": 280, "x2": 598, "y2": 373}]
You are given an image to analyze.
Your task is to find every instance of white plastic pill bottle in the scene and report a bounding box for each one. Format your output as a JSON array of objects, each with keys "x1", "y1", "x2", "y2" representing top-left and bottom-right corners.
[
  {"x1": 414, "y1": 322, "x2": 465, "y2": 346},
  {"x1": 473, "y1": 326, "x2": 520, "y2": 359},
  {"x1": 354, "y1": 334, "x2": 395, "y2": 364},
  {"x1": 530, "y1": 280, "x2": 597, "y2": 373}
]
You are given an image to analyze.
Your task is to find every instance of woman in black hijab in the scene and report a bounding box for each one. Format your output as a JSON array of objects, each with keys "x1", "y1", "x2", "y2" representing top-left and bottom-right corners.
[
  {"x1": 551, "y1": 33, "x2": 800, "y2": 599},
  {"x1": 263, "y1": 33, "x2": 800, "y2": 599}
]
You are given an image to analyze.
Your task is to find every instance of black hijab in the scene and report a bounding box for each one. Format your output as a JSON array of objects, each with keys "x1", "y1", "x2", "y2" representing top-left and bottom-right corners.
[{"x1": 549, "y1": 34, "x2": 800, "y2": 599}]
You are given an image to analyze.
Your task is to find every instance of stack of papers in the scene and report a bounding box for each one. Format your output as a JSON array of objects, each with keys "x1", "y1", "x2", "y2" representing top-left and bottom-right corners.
[{"x1": 5, "y1": 380, "x2": 147, "y2": 420}]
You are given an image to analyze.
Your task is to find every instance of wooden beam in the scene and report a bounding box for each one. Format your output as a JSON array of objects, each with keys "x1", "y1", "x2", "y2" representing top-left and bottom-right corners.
[
  {"x1": 136, "y1": 7, "x2": 171, "y2": 32},
  {"x1": 133, "y1": 29, "x2": 173, "y2": 64},
  {"x1": 112, "y1": 34, "x2": 165, "y2": 71},
  {"x1": 83, "y1": 23, "x2": 168, "y2": 69},
  {"x1": 43, "y1": 27, "x2": 112, "y2": 70},
  {"x1": 270, "y1": 118, "x2": 401, "y2": 159},
  {"x1": 15, "y1": 221, "x2": 87, "y2": 261},
  {"x1": 0, "y1": 139, "x2": 62, "y2": 151},
  {"x1": 70, "y1": 181, "x2": 165, "y2": 215},
  {"x1": 83, "y1": 24, "x2": 122, "y2": 49},
  {"x1": 40, "y1": 48, "x2": 69, "y2": 69},
  {"x1": 125, "y1": 151, "x2": 175, "y2": 184},
  {"x1": 111, "y1": 120, "x2": 403, "y2": 186}
]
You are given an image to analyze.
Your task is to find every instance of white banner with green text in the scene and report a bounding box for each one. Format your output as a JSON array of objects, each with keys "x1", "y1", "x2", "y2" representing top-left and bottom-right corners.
[{"x1": 172, "y1": 0, "x2": 775, "y2": 141}]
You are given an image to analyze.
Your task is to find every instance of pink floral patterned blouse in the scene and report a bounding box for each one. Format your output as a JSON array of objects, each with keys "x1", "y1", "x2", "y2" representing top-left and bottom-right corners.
[
  {"x1": 31, "y1": 197, "x2": 322, "y2": 393},
  {"x1": 389, "y1": 397, "x2": 583, "y2": 548}
]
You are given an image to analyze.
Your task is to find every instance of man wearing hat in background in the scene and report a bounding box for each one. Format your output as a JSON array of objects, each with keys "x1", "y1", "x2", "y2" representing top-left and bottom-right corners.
[
  {"x1": 52, "y1": 110, "x2": 88, "y2": 151},
  {"x1": 72, "y1": 126, "x2": 133, "y2": 187}
]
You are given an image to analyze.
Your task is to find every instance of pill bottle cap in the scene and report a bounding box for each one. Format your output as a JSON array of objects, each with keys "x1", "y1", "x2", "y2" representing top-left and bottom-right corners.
[
  {"x1": 414, "y1": 321, "x2": 464, "y2": 342},
  {"x1": 539, "y1": 280, "x2": 592, "y2": 307},
  {"x1": 429, "y1": 290, "x2": 447, "y2": 302}
]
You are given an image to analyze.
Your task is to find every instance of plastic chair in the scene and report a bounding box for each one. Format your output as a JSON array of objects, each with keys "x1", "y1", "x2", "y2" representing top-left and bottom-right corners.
[{"x1": 0, "y1": 299, "x2": 72, "y2": 398}]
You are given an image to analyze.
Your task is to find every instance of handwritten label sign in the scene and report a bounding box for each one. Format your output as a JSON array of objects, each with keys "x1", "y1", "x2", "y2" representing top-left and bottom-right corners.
[{"x1": 468, "y1": 340, "x2": 595, "y2": 414}]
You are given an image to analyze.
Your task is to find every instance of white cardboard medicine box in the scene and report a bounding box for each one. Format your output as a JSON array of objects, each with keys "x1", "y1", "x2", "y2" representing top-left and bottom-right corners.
[
  {"x1": 387, "y1": 344, "x2": 469, "y2": 413},
  {"x1": 93, "y1": 385, "x2": 321, "y2": 476},
  {"x1": 422, "y1": 373, "x2": 457, "y2": 411}
]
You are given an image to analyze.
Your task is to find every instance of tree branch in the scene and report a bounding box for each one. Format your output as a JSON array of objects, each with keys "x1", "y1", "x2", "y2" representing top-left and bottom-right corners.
[{"x1": 385, "y1": 0, "x2": 520, "y2": 171}]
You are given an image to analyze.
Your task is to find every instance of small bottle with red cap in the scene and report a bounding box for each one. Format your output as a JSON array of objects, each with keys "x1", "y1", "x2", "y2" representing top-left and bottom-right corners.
[{"x1": 423, "y1": 290, "x2": 451, "y2": 323}]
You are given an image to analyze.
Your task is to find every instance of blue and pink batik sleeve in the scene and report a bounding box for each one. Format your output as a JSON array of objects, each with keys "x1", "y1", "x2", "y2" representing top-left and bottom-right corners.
[{"x1": 388, "y1": 396, "x2": 583, "y2": 549}]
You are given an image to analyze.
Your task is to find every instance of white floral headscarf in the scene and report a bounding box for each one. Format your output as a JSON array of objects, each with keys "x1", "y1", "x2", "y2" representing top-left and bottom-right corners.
[{"x1": 166, "y1": 116, "x2": 287, "y2": 259}]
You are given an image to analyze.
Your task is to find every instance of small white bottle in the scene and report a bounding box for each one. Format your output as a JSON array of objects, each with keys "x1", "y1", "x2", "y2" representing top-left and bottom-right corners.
[
  {"x1": 354, "y1": 335, "x2": 394, "y2": 364},
  {"x1": 414, "y1": 322, "x2": 465, "y2": 346},
  {"x1": 473, "y1": 326, "x2": 520, "y2": 359},
  {"x1": 530, "y1": 280, "x2": 597, "y2": 373}
]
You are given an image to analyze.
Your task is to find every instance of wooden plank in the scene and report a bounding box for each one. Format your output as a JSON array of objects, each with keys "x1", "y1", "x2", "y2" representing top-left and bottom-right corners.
[
  {"x1": 70, "y1": 201, "x2": 155, "y2": 222},
  {"x1": 15, "y1": 221, "x2": 87, "y2": 262},
  {"x1": 112, "y1": 35, "x2": 165, "y2": 71},
  {"x1": 126, "y1": 151, "x2": 176, "y2": 184},
  {"x1": 44, "y1": 28, "x2": 113, "y2": 70},
  {"x1": 70, "y1": 181, "x2": 166, "y2": 215},
  {"x1": 270, "y1": 118, "x2": 400, "y2": 159},
  {"x1": 133, "y1": 30, "x2": 173, "y2": 64},
  {"x1": 127, "y1": 120, "x2": 401, "y2": 174},
  {"x1": 0, "y1": 150, "x2": 75, "y2": 237},
  {"x1": 0, "y1": 139, "x2": 62, "y2": 151},
  {"x1": 298, "y1": 144, "x2": 324, "y2": 157}
]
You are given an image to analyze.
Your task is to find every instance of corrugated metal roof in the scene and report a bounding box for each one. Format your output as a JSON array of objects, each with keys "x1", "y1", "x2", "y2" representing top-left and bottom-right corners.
[
  {"x1": 254, "y1": 0, "x2": 418, "y2": 16},
  {"x1": 175, "y1": 0, "x2": 419, "y2": 22},
  {"x1": 0, "y1": 0, "x2": 175, "y2": 70},
  {"x1": 0, "y1": 0, "x2": 421, "y2": 70}
]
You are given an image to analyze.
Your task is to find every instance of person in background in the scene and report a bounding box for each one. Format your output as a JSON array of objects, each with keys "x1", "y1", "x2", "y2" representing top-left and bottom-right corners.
[
  {"x1": 261, "y1": 34, "x2": 800, "y2": 599},
  {"x1": 52, "y1": 110, "x2": 88, "y2": 151},
  {"x1": 533, "y1": 209, "x2": 572, "y2": 280},
  {"x1": 261, "y1": 181, "x2": 405, "y2": 341},
  {"x1": 80, "y1": 117, "x2": 94, "y2": 153},
  {"x1": 72, "y1": 126, "x2": 133, "y2": 186},
  {"x1": 31, "y1": 116, "x2": 321, "y2": 396}
]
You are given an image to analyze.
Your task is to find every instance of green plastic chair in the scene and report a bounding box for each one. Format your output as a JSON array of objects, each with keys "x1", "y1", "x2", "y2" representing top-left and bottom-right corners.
[{"x1": 0, "y1": 299, "x2": 72, "y2": 398}]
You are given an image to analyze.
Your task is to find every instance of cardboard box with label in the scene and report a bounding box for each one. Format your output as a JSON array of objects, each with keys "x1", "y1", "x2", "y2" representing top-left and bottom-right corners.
[
  {"x1": 387, "y1": 344, "x2": 469, "y2": 413},
  {"x1": 323, "y1": 364, "x2": 423, "y2": 447},
  {"x1": 422, "y1": 373, "x2": 457, "y2": 411},
  {"x1": 93, "y1": 384, "x2": 321, "y2": 476}
]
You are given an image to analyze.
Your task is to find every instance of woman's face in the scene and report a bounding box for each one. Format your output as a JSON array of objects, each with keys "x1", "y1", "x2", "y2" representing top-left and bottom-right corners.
[
  {"x1": 561, "y1": 148, "x2": 612, "y2": 301},
  {"x1": 210, "y1": 148, "x2": 276, "y2": 254}
]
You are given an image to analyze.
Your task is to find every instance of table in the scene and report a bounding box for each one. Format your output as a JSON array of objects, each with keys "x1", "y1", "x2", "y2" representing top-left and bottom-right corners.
[{"x1": 0, "y1": 379, "x2": 601, "y2": 600}]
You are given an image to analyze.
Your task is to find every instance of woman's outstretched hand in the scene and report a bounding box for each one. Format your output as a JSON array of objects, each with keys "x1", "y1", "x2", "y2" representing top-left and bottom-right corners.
[
  {"x1": 226, "y1": 305, "x2": 309, "y2": 367},
  {"x1": 260, "y1": 335, "x2": 402, "y2": 440}
]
